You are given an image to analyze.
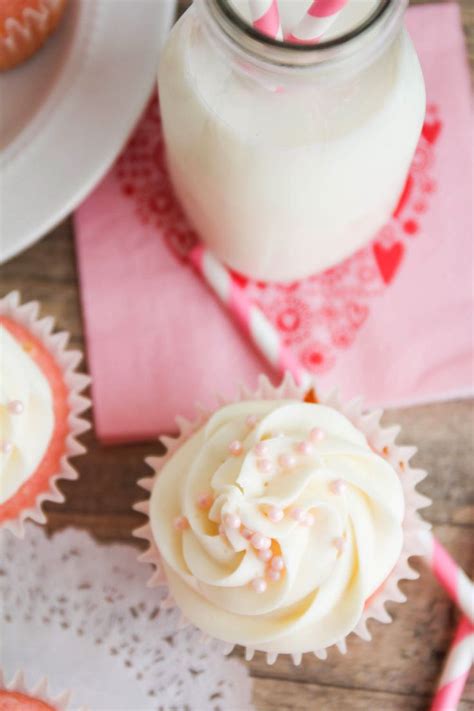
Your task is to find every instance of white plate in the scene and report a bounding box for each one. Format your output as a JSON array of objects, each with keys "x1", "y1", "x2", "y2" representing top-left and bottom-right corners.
[{"x1": 0, "y1": 0, "x2": 176, "y2": 263}]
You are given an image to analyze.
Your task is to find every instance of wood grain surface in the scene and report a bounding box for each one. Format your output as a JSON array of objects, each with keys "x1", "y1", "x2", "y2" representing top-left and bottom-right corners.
[{"x1": 1, "y1": 1, "x2": 473, "y2": 709}]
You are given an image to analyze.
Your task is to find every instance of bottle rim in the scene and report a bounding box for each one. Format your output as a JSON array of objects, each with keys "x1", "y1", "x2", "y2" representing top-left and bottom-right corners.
[{"x1": 198, "y1": 0, "x2": 407, "y2": 75}]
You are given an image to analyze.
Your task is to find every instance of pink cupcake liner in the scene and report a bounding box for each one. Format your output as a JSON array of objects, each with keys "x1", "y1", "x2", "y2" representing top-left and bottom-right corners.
[
  {"x1": 0, "y1": 291, "x2": 90, "y2": 538},
  {"x1": 0, "y1": 0, "x2": 66, "y2": 70},
  {"x1": 0, "y1": 669, "x2": 71, "y2": 710},
  {"x1": 134, "y1": 373, "x2": 431, "y2": 665}
]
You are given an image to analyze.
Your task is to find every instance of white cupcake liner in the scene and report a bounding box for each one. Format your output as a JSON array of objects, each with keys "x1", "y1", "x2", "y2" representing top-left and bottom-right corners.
[
  {"x1": 134, "y1": 372, "x2": 431, "y2": 665},
  {"x1": 0, "y1": 0, "x2": 66, "y2": 70},
  {"x1": 0, "y1": 291, "x2": 90, "y2": 538},
  {"x1": 0, "y1": 669, "x2": 71, "y2": 710}
]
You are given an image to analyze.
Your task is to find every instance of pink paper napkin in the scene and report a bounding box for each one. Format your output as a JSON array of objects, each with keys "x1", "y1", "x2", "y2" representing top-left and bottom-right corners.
[{"x1": 75, "y1": 3, "x2": 473, "y2": 443}]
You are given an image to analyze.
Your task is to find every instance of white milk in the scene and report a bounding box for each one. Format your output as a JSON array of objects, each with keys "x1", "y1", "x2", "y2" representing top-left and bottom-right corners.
[{"x1": 158, "y1": 0, "x2": 425, "y2": 282}]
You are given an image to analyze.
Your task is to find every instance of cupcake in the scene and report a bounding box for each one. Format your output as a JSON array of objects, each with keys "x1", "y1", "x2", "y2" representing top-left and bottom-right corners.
[
  {"x1": 0, "y1": 0, "x2": 68, "y2": 71},
  {"x1": 0, "y1": 291, "x2": 90, "y2": 537},
  {"x1": 135, "y1": 374, "x2": 430, "y2": 662},
  {"x1": 0, "y1": 671, "x2": 70, "y2": 711}
]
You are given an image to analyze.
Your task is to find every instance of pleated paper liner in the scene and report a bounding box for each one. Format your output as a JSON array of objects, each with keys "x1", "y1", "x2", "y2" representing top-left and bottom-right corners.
[
  {"x1": 0, "y1": 291, "x2": 90, "y2": 537},
  {"x1": 134, "y1": 373, "x2": 431, "y2": 665},
  {"x1": 0, "y1": 669, "x2": 72, "y2": 711}
]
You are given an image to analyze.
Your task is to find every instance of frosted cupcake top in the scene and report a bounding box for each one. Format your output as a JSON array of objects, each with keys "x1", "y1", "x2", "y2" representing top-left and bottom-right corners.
[
  {"x1": 149, "y1": 399, "x2": 405, "y2": 654},
  {"x1": 0, "y1": 324, "x2": 54, "y2": 504}
]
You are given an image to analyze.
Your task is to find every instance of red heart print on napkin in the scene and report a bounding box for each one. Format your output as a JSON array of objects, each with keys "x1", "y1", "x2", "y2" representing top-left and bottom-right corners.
[
  {"x1": 373, "y1": 242, "x2": 405, "y2": 284},
  {"x1": 422, "y1": 119, "x2": 442, "y2": 144}
]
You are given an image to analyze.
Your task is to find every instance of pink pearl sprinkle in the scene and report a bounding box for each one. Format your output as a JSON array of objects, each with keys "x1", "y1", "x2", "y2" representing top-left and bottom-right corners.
[
  {"x1": 271, "y1": 555, "x2": 284, "y2": 571},
  {"x1": 290, "y1": 507, "x2": 305, "y2": 523},
  {"x1": 267, "y1": 505, "x2": 284, "y2": 523},
  {"x1": 258, "y1": 549, "x2": 272, "y2": 562},
  {"x1": 267, "y1": 569, "x2": 281, "y2": 582},
  {"x1": 197, "y1": 493, "x2": 213, "y2": 510},
  {"x1": 330, "y1": 479, "x2": 346, "y2": 495},
  {"x1": 228, "y1": 439, "x2": 243, "y2": 456},
  {"x1": 245, "y1": 414, "x2": 258, "y2": 429},
  {"x1": 295, "y1": 440, "x2": 313, "y2": 456},
  {"x1": 1, "y1": 441, "x2": 13, "y2": 455},
  {"x1": 278, "y1": 453, "x2": 297, "y2": 471},
  {"x1": 333, "y1": 536, "x2": 346, "y2": 553},
  {"x1": 173, "y1": 515, "x2": 189, "y2": 531},
  {"x1": 251, "y1": 577, "x2": 267, "y2": 594},
  {"x1": 224, "y1": 513, "x2": 241, "y2": 529},
  {"x1": 303, "y1": 512, "x2": 315, "y2": 527},
  {"x1": 254, "y1": 441, "x2": 269, "y2": 457},
  {"x1": 7, "y1": 400, "x2": 24, "y2": 415},
  {"x1": 241, "y1": 527, "x2": 253, "y2": 540},
  {"x1": 309, "y1": 427, "x2": 325, "y2": 443},
  {"x1": 251, "y1": 532, "x2": 271, "y2": 550},
  {"x1": 257, "y1": 459, "x2": 273, "y2": 475}
]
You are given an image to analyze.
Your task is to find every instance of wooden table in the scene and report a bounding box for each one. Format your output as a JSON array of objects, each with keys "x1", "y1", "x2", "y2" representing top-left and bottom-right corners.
[{"x1": 2, "y1": 1, "x2": 473, "y2": 708}]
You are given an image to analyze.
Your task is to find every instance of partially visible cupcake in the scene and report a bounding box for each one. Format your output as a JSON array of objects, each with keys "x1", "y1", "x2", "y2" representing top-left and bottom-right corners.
[
  {"x1": 0, "y1": 0, "x2": 67, "y2": 71},
  {"x1": 136, "y1": 374, "x2": 430, "y2": 663},
  {"x1": 0, "y1": 671, "x2": 70, "y2": 711},
  {"x1": 0, "y1": 291, "x2": 90, "y2": 537}
]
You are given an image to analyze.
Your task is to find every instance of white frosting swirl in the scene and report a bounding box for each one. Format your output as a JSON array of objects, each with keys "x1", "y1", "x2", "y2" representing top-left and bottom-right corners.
[
  {"x1": 0, "y1": 325, "x2": 54, "y2": 504},
  {"x1": 150, "y1": 399, "x2": 404, "y2": 654}
]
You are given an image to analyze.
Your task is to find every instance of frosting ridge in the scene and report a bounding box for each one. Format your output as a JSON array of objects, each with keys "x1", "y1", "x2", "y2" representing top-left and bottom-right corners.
[
  {"x1": 150, "y1": 399, "x2": 404, "y2": 653},
  {"x1": 0, "y1": 325, "x2": 54, "y2": 504}
]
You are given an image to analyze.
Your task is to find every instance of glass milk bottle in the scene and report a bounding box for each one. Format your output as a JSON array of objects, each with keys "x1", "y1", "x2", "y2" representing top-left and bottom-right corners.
[{"x1": 158, "y1": 0, "x2": 425, "y2": 282}]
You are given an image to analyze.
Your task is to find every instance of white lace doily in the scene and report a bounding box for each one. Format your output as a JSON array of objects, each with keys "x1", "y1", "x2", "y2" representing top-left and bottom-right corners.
[{"x1": 0, "y1": 524, "x2": 253, "y2": 710}]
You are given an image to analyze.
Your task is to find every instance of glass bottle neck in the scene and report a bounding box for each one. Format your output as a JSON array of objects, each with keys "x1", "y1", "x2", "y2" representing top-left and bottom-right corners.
[{"x1": 196, "y1": 0, "x2": 407, "y2": 82}]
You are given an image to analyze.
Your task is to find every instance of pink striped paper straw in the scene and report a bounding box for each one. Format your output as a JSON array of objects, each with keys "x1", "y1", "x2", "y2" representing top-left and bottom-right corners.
[
  {"x1": 249, "y1": 0, "x2": 283, "y2": 40},
  {"x1": 421, "y1": 531, "x2": 474, "y2": 625},
  {"x1": 429, "y1": 617, "x2": 473, "y2": 711},
  {"x1": 189, "y1": 244, "x2": 312, "y2": 389},
  {"x1": 287, "y1": 0, "x2": 348, "y2": 44}
]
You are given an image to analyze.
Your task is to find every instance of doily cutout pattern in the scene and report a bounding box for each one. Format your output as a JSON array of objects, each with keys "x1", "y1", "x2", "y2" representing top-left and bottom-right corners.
[
  {"x1": 0, "y1": 525, "x2": 254, "y2": 711},
  {"x1": 115, "y1": 97, "x2": 442, "y2": 377}
]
